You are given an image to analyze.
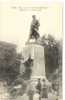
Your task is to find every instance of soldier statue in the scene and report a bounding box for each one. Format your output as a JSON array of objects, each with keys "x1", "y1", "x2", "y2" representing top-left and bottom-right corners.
[{"x1": 29, "y1": 15, "x2": 40, "y2": 40}]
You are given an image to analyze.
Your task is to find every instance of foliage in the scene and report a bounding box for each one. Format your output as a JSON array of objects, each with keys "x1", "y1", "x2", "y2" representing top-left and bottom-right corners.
[
  {"x1": 0, "y1": 42, "x2": 21, "y2": 84},
  {"x1": 41, "y1": 35, "x2": 62, "y2": 78}
]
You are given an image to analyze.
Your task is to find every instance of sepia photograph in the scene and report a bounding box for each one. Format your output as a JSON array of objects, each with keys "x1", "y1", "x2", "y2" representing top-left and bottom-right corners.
[{"x1": 0, "y1": 0, "x2": 63, "y2": 100}]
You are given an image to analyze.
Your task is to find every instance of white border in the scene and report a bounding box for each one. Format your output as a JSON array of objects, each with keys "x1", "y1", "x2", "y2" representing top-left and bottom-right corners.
[{"x1": 0, "y1": 0, "x2": 64, "y2": 100}]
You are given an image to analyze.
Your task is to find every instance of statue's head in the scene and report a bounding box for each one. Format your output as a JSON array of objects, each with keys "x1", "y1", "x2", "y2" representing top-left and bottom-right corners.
[{"x1": 32, "y1": 15, "x2": 36, "y2": 20}]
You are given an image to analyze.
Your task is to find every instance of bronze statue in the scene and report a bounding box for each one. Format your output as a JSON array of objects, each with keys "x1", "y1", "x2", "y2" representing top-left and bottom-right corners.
[{"x1": 29, "y1": 15, "x2": 40, "y2": 40}]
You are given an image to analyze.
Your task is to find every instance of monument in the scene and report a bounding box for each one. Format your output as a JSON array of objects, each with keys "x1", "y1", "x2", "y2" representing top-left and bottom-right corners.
[
  {"x1": 22, "y1": 16, "x2": 49, "y2": 91},
  {"x1": 21, "y1": 15, "x2": 49, "y2": 88}
]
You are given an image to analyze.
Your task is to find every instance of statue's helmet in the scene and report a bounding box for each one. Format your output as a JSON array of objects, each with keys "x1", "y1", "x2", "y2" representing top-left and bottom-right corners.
[{"x1": 32, "y1": 15, "x2": 36, "y2": 19}]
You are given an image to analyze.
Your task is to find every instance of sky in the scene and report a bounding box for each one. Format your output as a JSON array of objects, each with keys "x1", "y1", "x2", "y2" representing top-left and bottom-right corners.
[{"x1": 0, "y1": 1, "x2": 63, "y2": 52}]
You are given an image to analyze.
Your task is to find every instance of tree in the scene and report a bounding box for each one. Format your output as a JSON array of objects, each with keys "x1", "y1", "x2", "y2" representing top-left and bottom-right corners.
[{"x1": 40, "y1": 35, "x2": 62, "y2": 79}]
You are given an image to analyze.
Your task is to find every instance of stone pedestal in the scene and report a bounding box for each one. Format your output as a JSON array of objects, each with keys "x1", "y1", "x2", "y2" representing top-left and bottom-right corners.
[
  {"x1": 22, "y1": 40, "x2": 51, "y2": 91},
  {"x1": 22, "y1": 40, "x2": 46, "y2": 79},
  {"x1": 30, "y1": 43, "x2": 45, "y2": 79}
]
